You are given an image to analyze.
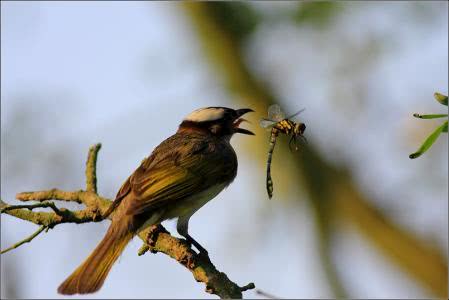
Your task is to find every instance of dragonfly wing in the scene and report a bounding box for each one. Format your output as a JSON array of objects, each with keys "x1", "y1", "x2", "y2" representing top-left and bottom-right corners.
[
  {"x1": 286, "y1": 108, "x2": 306, "y2": 120},
  {"x1": 259, "y1": 118, "x2": 277, "y2": 128},
  {"x1": 267, "y1": 104, "x2": 285, "y2": 121}
]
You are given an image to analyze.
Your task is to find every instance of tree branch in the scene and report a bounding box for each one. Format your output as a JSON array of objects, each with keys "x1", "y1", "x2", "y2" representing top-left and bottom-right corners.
[
  {"x1": 138, "y1": 224, "x2": 254, "y2": 298},
  {"x1": 1, "y1": 201, "x2": 64, "y2": 216},
  {"x1": 1, "y1": 144, "x2": 254, "y2": 298},
  {"x1": 256, "y1": 289, "x2": 282, "y2": 299},
  {"x1": 16, "y1": 189, "x2": 83, "y2": 204},
  {"x1": 0, "y1": 226, "x2": 47, "y2": 254},
  {"x1": 85, "y1": 143, "x2": 101, "y2": 193}
]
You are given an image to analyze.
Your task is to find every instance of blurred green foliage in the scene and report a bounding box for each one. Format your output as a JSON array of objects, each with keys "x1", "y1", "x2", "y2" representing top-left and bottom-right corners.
[
  {"x1": 409, "y1": 92, "x2": 448, "y2": 159},
  {"x1": 204, "y1": 2, "x2": 259, "y2": 42},
  {"x1": 293, "y1": 2, "x2": 342, "y2": 28},
  {"x1": 184, "y1": 3, "x2": 448, "y2": 297}
]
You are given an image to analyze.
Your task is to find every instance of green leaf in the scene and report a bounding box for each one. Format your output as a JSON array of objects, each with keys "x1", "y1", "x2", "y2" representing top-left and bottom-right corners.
[
  {"x1": 434, "y1": 92, "x2": 448, "y2": 106},
  {"x1": 413, "y1": 113, "x2": 448, "y2": 119},
  {"x1": 409, "y1": 120, "x2": 448, "y2": 159}
]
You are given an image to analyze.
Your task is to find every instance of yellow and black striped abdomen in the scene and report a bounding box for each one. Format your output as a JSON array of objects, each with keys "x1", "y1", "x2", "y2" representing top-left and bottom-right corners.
[{"x1": 275, "y1": 119, "x2": 296, "y2": 135}]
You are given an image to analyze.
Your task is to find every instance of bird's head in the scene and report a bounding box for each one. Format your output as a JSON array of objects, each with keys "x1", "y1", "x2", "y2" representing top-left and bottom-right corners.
[{"x1": 179, "y1": 107, "x2": 255, "y2": 139}]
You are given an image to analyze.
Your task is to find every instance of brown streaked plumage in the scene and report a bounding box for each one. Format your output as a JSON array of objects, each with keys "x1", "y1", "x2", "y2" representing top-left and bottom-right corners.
[{"x1": 57, "y1": 107, "x2": 253, "y2": 295}]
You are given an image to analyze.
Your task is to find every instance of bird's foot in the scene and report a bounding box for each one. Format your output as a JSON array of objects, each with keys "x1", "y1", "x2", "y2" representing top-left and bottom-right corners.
[{"x1": 185, "y1": 234, "x2": 209, "y2": 259}]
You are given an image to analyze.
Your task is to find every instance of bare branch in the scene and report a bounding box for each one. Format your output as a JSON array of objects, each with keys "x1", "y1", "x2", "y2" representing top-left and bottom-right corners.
[
  {"x1": 240, "y1": 283, "x2": 256, "y2": 292},
  {"x1": 85, "y1": 143, "x2": 101, "y2": 193},
  {"x1": 256, "y1": 289, "x2": 281, "y2": 299},
  {"x1": 16, "y1": 189, "x2": 82, "y2": 204},
  {"x1": 1, "y1": 226, "x2": 47, "y2": 254},
  {"x1": 0, "y1": 198, "x2": 100, "y2": 227},
  {"x1": 138, "y1": 224, "x2": 255, "y2": 298},
  {"x1": 1, "y1": 201, "x2": 64, "y2": 216},
  {"x1": 1, "y1": 144, "x2": 254, "y2": 298}
]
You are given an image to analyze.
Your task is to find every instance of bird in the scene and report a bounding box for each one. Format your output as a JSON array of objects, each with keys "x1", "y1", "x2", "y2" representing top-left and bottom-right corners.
[{"x1": 57, "y1": 107, "x2": 254, "y2": 295}]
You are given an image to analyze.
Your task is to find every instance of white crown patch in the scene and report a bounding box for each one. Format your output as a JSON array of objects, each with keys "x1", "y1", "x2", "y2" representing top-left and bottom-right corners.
[{"x1": 184, "y1": 107, "x2": 226, "y2": 122}]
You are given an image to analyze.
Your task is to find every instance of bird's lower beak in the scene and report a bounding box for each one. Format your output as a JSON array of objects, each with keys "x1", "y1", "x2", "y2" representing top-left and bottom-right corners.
[
  {"x1": 235, "y1": 127, "x2": 255, "y2": 135},
  {"x1": 234, "y1": 108, "x2": 255, "y2": 135}
]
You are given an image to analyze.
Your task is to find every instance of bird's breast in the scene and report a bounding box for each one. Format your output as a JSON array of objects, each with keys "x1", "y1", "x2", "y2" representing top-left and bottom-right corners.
[{"x1": 163, "y1": 182, "x2": 229, "y2": 219}]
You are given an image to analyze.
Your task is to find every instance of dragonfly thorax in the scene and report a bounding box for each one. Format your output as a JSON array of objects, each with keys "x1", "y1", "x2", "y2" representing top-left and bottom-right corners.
[{"x1": 274, "y1": 119, "x2": 305, "y2": 136}]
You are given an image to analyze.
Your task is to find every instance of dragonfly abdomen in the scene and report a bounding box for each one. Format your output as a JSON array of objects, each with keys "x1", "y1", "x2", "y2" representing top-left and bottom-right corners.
[{"x1": 266, "y1": 128, "x2": 279, "y2": 198}]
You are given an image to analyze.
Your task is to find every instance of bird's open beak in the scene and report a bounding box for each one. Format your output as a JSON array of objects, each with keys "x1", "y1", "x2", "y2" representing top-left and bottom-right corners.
[{"x1": 234, "y1": 108, "x2": 255, "y2": 135}]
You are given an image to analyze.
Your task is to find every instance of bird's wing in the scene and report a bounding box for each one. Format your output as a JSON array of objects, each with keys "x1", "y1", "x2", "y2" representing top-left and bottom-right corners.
[
  {"x1": 114, "y1": 154, "x2": 155, "y2": 203},
  {"x1": 117, "y1": 138, "x2": 235, "y2": 216}
]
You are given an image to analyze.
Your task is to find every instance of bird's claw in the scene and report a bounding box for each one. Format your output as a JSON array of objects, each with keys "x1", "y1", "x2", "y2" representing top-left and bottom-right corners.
[{"x1": 184, "y1": 235, "x2": 209, "y2": 258}]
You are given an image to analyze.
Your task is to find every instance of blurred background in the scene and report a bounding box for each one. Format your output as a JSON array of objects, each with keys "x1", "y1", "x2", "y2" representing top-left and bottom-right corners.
[{"x1": 1, "y1": 1, "x2": 447, "y2": 299}]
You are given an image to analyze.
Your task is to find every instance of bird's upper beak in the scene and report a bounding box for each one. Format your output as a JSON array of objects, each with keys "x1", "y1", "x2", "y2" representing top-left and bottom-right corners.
[{"x1": 233, "y1": 108, "x2": 255, "y2": 135}]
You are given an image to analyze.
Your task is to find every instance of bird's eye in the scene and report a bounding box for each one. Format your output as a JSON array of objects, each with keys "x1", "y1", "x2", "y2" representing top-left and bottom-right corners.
[{"x1": 209, "y1": 124, "x2": 221, "y2": 134}]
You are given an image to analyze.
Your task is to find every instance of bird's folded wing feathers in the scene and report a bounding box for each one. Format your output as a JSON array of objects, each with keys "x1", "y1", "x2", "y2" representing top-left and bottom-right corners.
[{"x1": 117, "y1": 146, "x2": 231, "y2": 216}]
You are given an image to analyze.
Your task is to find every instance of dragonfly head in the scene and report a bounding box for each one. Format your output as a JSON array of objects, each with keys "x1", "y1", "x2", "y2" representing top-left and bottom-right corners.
[
  {"x1": 295, "y1": 122, "x2": 306, "y2": 135},
  {"x1": 289, "y1": 123, "x2": 307, "y2": 151}
]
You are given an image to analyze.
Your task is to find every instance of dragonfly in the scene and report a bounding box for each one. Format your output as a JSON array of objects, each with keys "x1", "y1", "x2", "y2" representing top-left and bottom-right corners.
[{"x1": 260, "y1": 104, "x2": 307, "y2": 199}]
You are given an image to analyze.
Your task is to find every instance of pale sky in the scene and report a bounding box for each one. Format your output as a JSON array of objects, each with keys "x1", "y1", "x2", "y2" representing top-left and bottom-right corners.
[{"x1": 1, "y1": 2, "x2": 447, "y2": 299}]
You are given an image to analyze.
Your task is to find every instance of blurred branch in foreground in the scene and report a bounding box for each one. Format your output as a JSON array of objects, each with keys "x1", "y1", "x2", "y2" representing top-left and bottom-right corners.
[
  {"x1": 0, "y1": 144, "x2": 254, "y2": 299},
  {"x1": 182, "y1": 2, "x2": 448, "y2": 298}
]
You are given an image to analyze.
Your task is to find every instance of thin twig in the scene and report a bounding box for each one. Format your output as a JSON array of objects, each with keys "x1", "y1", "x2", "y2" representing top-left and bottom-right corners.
[
  {"x1": 85, "y1": 143, "x2": 101, "y2": 193},
  {"x1": 137, "y1": 244, "x2": 150, "y2": 256},
  {"x1": 0, "y1": 198, "x2": 99, "y2": 227},
  {"x1": 1, "y1": 201, "x2": 64, "y2": 216},
  {"x1": 1, "y1": 226, "x2": 47, "y2": 254},
  {"x1": 16, "y1": 189, "x2": 82, "y2": 204},
  {"x1": 256, "y1": 289, "x2": 281, "y2": 299},
  {"x1": 240, "y1": 283, "x2": 256, "y2": 292}
]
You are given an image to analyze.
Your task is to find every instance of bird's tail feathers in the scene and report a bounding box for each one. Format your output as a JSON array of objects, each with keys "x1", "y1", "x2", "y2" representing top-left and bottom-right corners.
[{"x1": 57, "y1": 221, "x2": 134, "y2": 295}]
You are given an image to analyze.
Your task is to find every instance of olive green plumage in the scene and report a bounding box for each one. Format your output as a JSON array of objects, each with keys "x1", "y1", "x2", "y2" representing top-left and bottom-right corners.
[{"x1": 57, "y1": 107, "x2": 253, "y2": 295}]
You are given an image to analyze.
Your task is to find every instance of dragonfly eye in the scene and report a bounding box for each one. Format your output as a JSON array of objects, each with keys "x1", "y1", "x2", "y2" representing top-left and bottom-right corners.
[{"x1": 298, "y1": 123, "x2": 306, "y2": 133}]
